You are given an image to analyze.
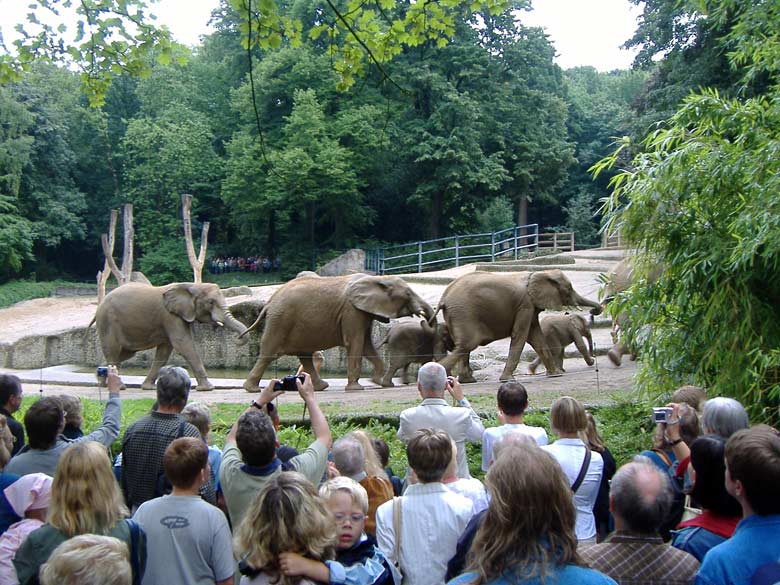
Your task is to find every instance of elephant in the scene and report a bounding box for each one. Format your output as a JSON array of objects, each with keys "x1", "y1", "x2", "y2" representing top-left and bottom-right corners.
[
  {"x1": 600, "y1": 258, "x2": 637, "y2": 366},
  {"x1": 378, "y1": 319, "x2": 454, "y2": 387},
  {"x1": 433, "y1": 270, "x2": 602, "y2": 382},
  {"x1": 527, "y1": 313, "x2": 594, "y2": 375},
  {"x1": 92, "y1": 282, "x2": 248, "y2": 391},
  {"x1": 240, "y1": 273, "x2": 434, "y2": 392}
]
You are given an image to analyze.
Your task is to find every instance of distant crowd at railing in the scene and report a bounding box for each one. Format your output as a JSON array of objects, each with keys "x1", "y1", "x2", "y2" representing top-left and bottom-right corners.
[{"x1": 209, "y1": 256, "x2": 281, "y2": 274}]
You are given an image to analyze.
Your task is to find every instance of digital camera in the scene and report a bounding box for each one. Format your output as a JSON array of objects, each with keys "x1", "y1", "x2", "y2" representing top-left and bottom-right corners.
[
  {"x1": 96, "y1": 366, "x2": 109, "y2": 378},
  {"x1": 273, "y1": 374, "x2": 305, "y2": 392},
  {"x1": 652, "y1": 407, "x2": 673, "y2": 423}
]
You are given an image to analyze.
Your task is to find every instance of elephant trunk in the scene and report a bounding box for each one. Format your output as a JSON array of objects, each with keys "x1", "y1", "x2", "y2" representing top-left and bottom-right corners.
[
  {"x1": 220, "y1": 308, "x2": 248, "y2": 336},
  {"x1": 417, "y1": 299, "x2": 435, "y2": 322},
  {"x1": 573, "y1": 294, "x2": 603, "y2": 316}
]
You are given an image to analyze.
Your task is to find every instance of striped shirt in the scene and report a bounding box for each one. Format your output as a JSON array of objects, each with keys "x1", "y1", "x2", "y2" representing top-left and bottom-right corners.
[
  {"x1": 375, "y1": 482, "x2": 473, "y2": 585},
  {"x1": 579, "y1": 531, "x2": 700, "y2": 585}
]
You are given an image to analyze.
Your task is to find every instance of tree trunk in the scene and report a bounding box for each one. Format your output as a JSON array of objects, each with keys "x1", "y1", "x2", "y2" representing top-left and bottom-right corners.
[
  {"x1": 516, "y1": 195, "x2": 528, "y2": 227},
  {"x1": 120, "y1": 203, "x2": 134, "y2": 282},
  {"x1": 182, "y1": 193, "x2": 210, "y2": 283},
  {"x1": 429, "y1": 191, "x2": 442, "y2": 239}
]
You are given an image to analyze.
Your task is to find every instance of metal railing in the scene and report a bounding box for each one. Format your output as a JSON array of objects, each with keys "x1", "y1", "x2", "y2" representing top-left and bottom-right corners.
[{"x1": 365, "y1": 224, "x2": 539, "y2": 275}]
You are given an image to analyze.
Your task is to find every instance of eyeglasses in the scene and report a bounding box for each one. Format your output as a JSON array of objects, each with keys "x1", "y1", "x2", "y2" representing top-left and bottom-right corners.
[{"x1": 334, "y1": 513, "x2": 365, "y2": 524}]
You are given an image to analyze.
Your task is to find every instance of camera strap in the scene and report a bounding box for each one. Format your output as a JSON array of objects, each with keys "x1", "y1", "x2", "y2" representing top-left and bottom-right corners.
[{"x1": 571, "y1": 447, "x2": 592, "y2": 494}]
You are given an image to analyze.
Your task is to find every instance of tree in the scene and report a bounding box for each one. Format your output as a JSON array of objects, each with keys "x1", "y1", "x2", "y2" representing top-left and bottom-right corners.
[
  {"x1": 120, "y1": 105, "x2": 222, "y2": 255},
  {"x1": 596, "y1": 1, "x2": 780, "y2": 422},
  {"x1": 2, "y1": 0, "x2": 180, "y2": 106}
]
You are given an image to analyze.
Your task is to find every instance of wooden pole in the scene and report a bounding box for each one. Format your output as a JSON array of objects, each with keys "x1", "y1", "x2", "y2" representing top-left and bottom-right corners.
[{"x1": 182, "y1": 193, "x2": 210, "y2": 283}]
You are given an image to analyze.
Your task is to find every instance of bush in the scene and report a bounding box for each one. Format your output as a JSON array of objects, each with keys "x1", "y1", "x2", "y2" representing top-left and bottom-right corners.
[{"x1": 138, "y1": 239, "x2": 194, "y2": 285}]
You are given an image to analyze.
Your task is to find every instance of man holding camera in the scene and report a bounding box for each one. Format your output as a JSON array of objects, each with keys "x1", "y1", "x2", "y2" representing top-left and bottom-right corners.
[
  {"x1": 219, "y1": 373, "x2": 332, "y2": 529},
  {"x1": 397, "y1": 362, "x2": 484, "y2": 479}
]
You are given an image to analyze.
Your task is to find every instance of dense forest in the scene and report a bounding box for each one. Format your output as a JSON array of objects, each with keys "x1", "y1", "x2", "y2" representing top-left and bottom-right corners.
[{"x1": 0, "y1": 0, "x2": 649, "y2": 283}]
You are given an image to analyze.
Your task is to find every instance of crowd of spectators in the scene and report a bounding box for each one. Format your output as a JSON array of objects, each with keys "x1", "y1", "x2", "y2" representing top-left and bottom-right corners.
[
  {"x1": 0, "y1": 364, "x2": 778, "y2": 585},
  {"x1": 209, "y1": 256, "x2": 281, "y2": 275}
]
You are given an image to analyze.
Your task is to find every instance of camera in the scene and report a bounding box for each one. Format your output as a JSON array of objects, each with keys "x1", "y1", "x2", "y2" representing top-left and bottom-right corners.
[
  {"x1": 273, "y1": 374, "x2": 305, "y2": 392},
  {"x1": 652, "y1": 407, "x2": 673, "y2": 423},
  {"x1": 96, "y1": 366, "x2": 109, "y2": 378}
]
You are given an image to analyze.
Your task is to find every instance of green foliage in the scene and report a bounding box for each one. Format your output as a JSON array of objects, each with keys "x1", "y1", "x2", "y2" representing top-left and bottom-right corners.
[
  {"x1": 0, "y1": 280, "x2": 84, "y2": 309},
  {"x1": 597, "y1": 89, "x2": 780, "y2": 423},
  {"x1": 137, "y1": 239, "x2": 194, "y2": 285},
  {"x1": 562, "y1": 188, "x2": 599, "y2": 246},
  {"x1": 476, "y1": 197, "x2": 514, "y2": 233},
  {"x1": 3, "y1": 0, "x2": 181, "y2": 106}
]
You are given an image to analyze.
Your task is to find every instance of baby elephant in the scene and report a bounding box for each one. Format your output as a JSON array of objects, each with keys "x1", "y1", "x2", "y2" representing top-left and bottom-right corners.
[
  {"x1": 528, "y1": 313, "x2": 594, "y2": 375},
  {"x1": 379, "y1": 319, "x2": 453, "y2": 387}
]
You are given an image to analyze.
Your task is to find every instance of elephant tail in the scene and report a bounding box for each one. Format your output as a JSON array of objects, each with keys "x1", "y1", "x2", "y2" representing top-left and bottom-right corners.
[
  {"x1": 240, "y1": 305, "x2": 267, "y2": 338},
  {"x1": 82, "y1": 314, "x2": 97, "y2": 339}
]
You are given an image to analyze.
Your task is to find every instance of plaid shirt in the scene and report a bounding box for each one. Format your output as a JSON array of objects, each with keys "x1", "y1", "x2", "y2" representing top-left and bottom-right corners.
[
  {"x1": 579, "y1": 531, "x2": 700, "y2": 585},
  {"x1": 121, "y1": 411, "x2": 216, "y2": 509}
]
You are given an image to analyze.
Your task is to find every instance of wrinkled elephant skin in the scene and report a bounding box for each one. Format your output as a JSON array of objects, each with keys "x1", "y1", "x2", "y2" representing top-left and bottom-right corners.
[
  {"x1": 94, "y1": 282, "x2": 247, "y2": 391},
  {"x1": 241, "y1": 274, "x2": 434, "y2": 392}
]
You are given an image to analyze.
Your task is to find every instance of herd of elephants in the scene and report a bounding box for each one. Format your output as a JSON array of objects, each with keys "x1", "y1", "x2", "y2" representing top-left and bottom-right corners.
[{"x1": 89, "y1": 261, "x2": 634, "y2": 393}]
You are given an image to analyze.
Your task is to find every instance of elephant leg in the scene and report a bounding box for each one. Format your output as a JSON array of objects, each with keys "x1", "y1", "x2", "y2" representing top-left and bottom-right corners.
[
  {"x1": 381, "y1": 359, "x2": 401, "y2": 388},
  {"x1": 170, "y1": 334, "x2": 215, "y2": 391},
  {"x1": 141, "y1": 342, "x2": 173, "y2": 390},
  {"x1": 401, "y1": 364, "x2": 410, "y2": 385},
  {"x1": 345, "y1": 339, "x2": 366, "y2": 392},
  {"x1": 362, "y1": 342, "x2": 385, "y2": 387},
  {"x1": 528, "y1": 356, "x2": 541, "y2": 375},
  {"x1": 572, "y1": 334, "x2": 595, "y2": 366},
  {"x1": 526, "y1": 320, "x2": 561, "y2": 377},
  {"x1": 244, "y1": 354, "x2": 277, "y2": 392},
  {"x1": 608, "y1": 341, "x2": 628, "y2": 367},
  {"x1": 502, "y1": 320, "x2": 533, "y2": 381},
  {"x1": 298, "y1": 354, "x2": 329, "y2": 391}
]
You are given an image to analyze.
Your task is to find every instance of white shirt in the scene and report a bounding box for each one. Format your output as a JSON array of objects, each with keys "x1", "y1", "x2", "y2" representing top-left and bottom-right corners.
[
  {"x1": 398, "y1": 398, "x2": 485, "y2": 478},
  {"x1": 481, "y1": 423, "x2": 549, "y2": 471},
  {"x1": 542, "y1": 438, "x2": 603, "y2": 541},
  {"x1": 445, "y1": 477, "x2": 489, "y2": 514},
  {"x1": 375, "y1": 482, "x2": 473, "y2": 585}
]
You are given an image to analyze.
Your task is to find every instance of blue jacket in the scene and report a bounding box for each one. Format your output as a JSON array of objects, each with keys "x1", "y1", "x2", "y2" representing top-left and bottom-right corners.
[
  {"x1": 696, "y1": 515, "x2": 780, "y2": 585},
  {"x1": 448, "y1": 564, "x2": 616, "y2": 585}
]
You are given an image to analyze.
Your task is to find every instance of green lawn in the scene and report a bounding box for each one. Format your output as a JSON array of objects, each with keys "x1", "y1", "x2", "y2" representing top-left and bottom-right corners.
[{"x1": 18, "y1": 393, "x2": 657, "y2": 479}]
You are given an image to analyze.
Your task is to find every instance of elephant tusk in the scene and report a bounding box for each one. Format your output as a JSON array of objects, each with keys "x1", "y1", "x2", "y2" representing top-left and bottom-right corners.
[{"x1": 216, "y1": 321, "x2": 224, "y2": 327}]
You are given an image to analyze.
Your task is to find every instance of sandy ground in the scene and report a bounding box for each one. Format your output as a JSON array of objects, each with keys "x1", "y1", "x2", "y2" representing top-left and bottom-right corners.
[{"x1": 1, "y1": 249, "x2": 633, "y2": 407}]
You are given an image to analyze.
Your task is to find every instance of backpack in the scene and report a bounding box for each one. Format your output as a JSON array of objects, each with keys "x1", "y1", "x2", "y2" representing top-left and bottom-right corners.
[{"x1": 652, "y1": 449, "x2": 686, "y2": 541}]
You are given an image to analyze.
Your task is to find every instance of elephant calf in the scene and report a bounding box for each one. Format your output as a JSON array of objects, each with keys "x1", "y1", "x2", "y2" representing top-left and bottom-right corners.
[
  {"x1": 378, "y1": 320, "x2": 453, "y2": 387},
  {"x1": 527, "y1": 313, "x2": 594, "y2": 375}
]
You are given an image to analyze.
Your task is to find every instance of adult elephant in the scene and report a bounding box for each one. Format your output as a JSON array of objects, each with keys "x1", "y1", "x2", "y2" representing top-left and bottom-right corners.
[
  {"x1": 240, "y1": 274, "x2": 434, "y2": 392},
  {"x1": 433, "y1": 270, "x2": 602, "y2": 382},
  {"x1": 93, "y1": 282, "x2": 247, "y2": 391}
]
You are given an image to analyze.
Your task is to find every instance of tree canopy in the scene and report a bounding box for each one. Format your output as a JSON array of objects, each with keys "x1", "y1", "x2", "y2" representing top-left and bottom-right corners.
[{"x1": 598, "y1": 0, "x2": 780, "y2": 421}]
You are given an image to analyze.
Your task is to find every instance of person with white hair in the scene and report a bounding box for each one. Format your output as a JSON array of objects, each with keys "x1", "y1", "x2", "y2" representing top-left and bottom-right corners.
[{"x1": 397, "y1": 362, "x2": 483, "y2": 479}]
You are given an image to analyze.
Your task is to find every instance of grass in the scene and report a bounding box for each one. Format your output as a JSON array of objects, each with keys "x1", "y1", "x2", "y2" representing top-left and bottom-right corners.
[
  {"x1": 0, "y1": 280, "x2": 88, "y2": 309},
  {"x1": 19, "y1": 391, "x2": 657, "y2": 480}
]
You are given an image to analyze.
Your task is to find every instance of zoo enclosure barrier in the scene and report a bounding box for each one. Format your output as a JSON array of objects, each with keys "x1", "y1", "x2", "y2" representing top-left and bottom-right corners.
[
  {"x1": 365, "y1": 224, "x2": 540, "y2": 275},
  {"x1": 537, "y1": 231, "x2": 575, "y2": 252}
]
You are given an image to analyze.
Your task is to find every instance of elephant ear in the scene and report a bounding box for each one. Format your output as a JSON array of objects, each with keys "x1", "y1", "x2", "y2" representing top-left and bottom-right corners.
[
  {"x1": 163, "y1": 284, "x2": 197, "y2": 323},
  {"x1": 346, "y1": 276, "x2": 400, "y2": 320},
  {"x1": 527, "y1": 271, "x2": 567, "y2": 310}
]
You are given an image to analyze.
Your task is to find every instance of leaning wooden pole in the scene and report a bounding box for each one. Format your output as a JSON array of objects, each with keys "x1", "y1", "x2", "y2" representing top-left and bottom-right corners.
[
  {"x1": 120, "y1": 203, "x2": 134, "y2": 283},
  {"x1": 97, "y1": 209, "x2": 119, "y2": 303},
  {"x1": 182, "y1": 193, "x2": 210, "y2": 283}
]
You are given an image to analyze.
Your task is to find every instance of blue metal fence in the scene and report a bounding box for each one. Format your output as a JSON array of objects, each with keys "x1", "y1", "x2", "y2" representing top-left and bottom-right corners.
[{"x1": 365, "y1": 224, "x2": 539, "y2": 275}]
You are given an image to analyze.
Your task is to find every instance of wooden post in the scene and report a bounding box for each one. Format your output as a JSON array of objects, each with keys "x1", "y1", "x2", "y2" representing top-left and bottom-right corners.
[
  {"x1": 100, "y1": 203, "x2": 135, "y2": 289},
  {"x1": 97, "y1": 209, "x2": 119, "y2": 303},
  {"x1": 182, "y1": 194, "x2": 210, "y2": 283}
]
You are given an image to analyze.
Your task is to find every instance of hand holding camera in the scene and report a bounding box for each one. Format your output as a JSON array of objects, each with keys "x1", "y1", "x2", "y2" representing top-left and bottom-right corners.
[
  {"x1": 97, "y1": 365, "x2": 123, "y2": 394},
  {"x1": 445, "y1": 375, "x2": 464, "y2": 402},
  {"x1": 273, "y1": 374, "x2": 306, "y2": 392}
]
